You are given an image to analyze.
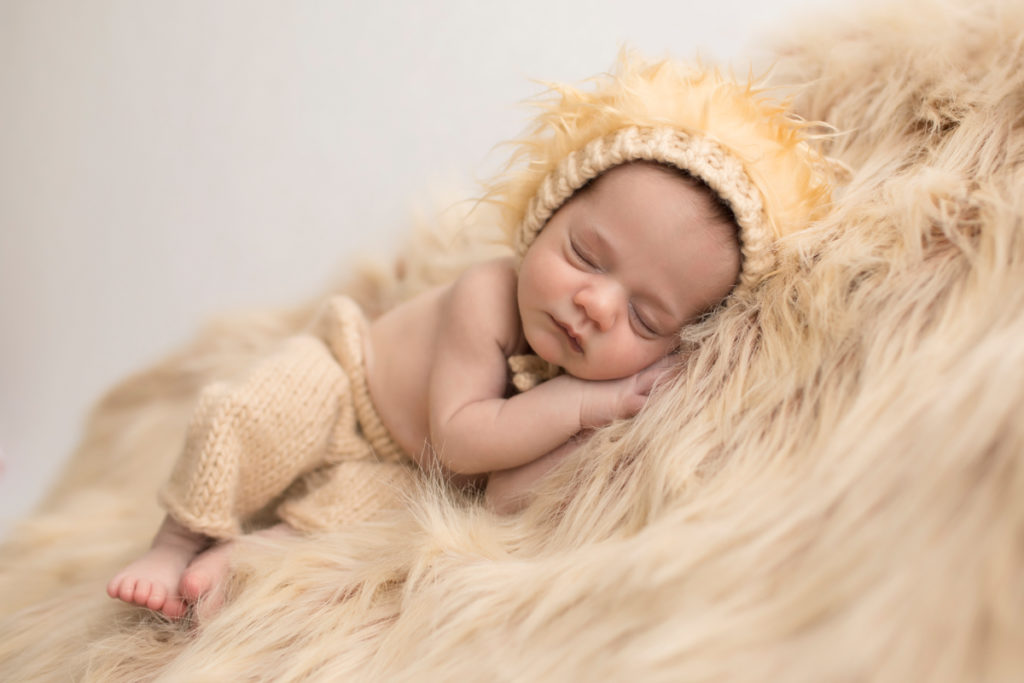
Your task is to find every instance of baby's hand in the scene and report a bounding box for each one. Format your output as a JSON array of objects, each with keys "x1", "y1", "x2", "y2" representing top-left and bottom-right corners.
[{"x1": 577, "y1": 356, "x2": 675, "y2": 429}]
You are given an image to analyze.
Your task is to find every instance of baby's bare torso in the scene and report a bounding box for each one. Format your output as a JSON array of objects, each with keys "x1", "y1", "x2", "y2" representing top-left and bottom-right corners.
[
  {"x1": 365, "y1": 284, "x2": 448, "y2": 468},
  {"x1": 364, "y1": 259, "x2": 529, "y2": 480}
]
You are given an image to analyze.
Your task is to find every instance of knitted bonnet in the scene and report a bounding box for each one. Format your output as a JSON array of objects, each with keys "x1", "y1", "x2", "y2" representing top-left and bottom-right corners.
[{"x1": 488, "y1": 52, "x2": 842, "y2": 297}]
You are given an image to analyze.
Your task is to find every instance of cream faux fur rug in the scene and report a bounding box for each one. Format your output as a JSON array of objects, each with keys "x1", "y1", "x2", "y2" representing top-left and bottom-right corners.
[{"x1": 2, "y1": 0, "x2": 1023, "y2": 680}]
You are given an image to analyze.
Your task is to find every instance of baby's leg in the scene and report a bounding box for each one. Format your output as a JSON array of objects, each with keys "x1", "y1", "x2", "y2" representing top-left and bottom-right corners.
[
  {"x1": 106, "y1": 515, "x2": 209, "y2": 619},
  {"x1": 179, "y1": 522, "x2": 299, "y2": 622}
]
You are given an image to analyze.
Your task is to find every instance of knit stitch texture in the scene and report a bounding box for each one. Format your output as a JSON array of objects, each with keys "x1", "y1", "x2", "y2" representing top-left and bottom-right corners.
[{"x1": 158, "y1": 296, "x2": 411, "y2": 538}]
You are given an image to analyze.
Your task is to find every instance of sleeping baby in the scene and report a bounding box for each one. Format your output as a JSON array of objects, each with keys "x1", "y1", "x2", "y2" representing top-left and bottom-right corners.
[{"x1": 108, "y1": 54, "x2": 838, "y2": 620}]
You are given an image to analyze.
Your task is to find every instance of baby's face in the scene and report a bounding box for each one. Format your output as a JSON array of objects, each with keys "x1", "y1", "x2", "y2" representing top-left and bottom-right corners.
[{"x1": 517, "y1": 162, "x2": 741, "y2": 381}]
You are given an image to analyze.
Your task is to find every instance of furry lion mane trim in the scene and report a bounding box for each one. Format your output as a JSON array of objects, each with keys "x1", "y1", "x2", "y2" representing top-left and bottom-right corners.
[{"x1": 2, "y1": 0, "x2": 1023, "y2": 680}]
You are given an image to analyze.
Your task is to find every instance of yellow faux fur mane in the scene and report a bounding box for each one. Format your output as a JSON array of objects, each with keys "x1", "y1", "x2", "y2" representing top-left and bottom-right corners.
[
  {"x1": 2, "y1": 1, "x2": 1023, "y2": 681},
  {"x1": 484, "y1": 51, "x2": 840, "y2": 245}
]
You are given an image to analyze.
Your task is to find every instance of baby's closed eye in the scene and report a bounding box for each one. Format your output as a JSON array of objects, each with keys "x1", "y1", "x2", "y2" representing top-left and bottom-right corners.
[
  {"x1": 569, "y1": 238, "x2": 598, "y2": 269},
  {"x1": 629, "y1": 303, "x2": 660, "y2": 337}
]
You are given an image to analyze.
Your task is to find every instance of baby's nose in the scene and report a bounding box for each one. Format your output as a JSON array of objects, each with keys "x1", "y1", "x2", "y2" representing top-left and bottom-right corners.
[{"x1": 574, "y1": 280, "x2": 620, "y2": 331}]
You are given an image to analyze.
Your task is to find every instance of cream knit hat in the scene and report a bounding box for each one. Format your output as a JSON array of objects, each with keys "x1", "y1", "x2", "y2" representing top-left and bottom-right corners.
[{"x1": 487, "y1": 52, "x2": 844, "y2": 296}]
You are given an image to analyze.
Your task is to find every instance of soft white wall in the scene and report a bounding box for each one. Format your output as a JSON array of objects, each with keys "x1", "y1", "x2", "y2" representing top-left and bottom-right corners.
[{"x1": 0, "y1": 0, "x2": 842, "y2": 536}]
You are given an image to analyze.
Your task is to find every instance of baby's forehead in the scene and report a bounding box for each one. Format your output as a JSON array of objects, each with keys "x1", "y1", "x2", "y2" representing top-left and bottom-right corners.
[
  {"x1": 588, "y1": 161, "x2": 733, "y2": 214},
  {"x1": 578, "y1": 163, "x2": 740, "y2": 248}
]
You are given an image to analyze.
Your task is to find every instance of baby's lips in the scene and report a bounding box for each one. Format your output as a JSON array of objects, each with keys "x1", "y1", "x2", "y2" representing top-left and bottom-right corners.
[{"x1": 555, "y1": 316, "x2": 584, "y2": 352}]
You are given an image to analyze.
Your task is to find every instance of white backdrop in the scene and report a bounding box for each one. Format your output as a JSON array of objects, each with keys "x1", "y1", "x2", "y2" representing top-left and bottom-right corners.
[{"x1": 0, "y1": 0, "x2": 844, "y2": 536}]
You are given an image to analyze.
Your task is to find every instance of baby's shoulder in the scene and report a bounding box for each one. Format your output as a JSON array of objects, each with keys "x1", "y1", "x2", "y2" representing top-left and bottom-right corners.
[
  {"x1": 447, "y1": 258, "x2": 518, "y2": 311},
  {"x1": 445, "y1": 258, "x2": 522, "y2": 348},
  {"x1": 452, "y1": 257, "x2": 517, "y2": 293}
]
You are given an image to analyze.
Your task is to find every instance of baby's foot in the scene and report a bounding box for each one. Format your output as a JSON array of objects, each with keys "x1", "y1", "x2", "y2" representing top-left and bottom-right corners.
[
  {"x1": 179, "y1": 540, "x2": 234, "y2": 622},
  {"x1": 106, "y1": 515, "x2": 208, "y2": 619},
  {"x1": 107, "y1": 545, "x2": 193, "y2": 619},
  {"x1": 179, "y1": 523, "x2": 299, "y2": 622}
]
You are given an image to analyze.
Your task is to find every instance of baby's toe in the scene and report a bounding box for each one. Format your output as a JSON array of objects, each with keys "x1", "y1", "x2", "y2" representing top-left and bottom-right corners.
[
  {"x1": 116, "y1": 577, "x2": 139, "y2": 603},
  {"x1": 145, "y1": 583, "x2": 168, "y2": 611},
  {"x1": 161, "y1": 597, "x2": 187, "y2": 620},
  {"x1": 106, "y1": 575, "x2": 123, "y2": 600},
  {"x1": 132, "y1": 579, "x2": 154, "y2": 606}
]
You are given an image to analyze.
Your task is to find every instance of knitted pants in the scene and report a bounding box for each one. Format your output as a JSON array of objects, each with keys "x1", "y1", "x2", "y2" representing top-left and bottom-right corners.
[{"x1": 158, "y1": 296, "x2": 414, "y2": 539}]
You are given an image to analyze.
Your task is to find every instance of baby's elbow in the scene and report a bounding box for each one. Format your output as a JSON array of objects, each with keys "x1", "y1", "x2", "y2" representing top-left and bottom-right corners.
[
  {"x1": 430, "y1": 433, "x2": 491, "y2": 477},
  {"x1": 485, "y1": 492, "x2": 519, "y2": 516},
  {"x1": 433, "y1": 443, "x2": 488, "y2": 476},
  {"x1": 428, "y1": 426, "x2": 478, "y2": 476},
  {"x1": 484, "y1": 478, "x2": 529, "y2": 515}
]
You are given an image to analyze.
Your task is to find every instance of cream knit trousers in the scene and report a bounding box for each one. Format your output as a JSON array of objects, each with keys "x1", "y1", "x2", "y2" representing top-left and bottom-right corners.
[{"x1": 158, "y1": 296, "x2": 414, "y2": 539}]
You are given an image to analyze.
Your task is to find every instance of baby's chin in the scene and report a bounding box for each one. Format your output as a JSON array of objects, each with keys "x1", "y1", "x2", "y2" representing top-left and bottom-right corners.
[
  {"x1": 559, "y1": 356, "x2": 645, "y2": 382},
  {"x1": 524, "y1": 328, "x2": 648, "y2": 381}
]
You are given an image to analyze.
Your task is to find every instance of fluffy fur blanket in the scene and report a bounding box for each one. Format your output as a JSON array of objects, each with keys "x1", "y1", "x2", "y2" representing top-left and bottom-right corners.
[{"x1": 2, "y1": 1, "x2": 1022, "y2": 680}]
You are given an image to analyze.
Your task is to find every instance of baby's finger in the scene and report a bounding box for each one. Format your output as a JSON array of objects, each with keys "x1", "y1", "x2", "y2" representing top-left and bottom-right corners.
[
  {"x1": 634, "y1": 369, "x2": 660, "y2": 395},
  {"x1": 636, "y1": 357, "x2": 678, "y2": 393},
  {"x1": 646, "y1": 354, "x2": 679, "y2": 372}
]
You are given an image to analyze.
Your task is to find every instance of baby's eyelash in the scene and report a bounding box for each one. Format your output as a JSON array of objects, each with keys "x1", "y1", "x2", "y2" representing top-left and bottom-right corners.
[
  {"x1": 570, "y1": 240, "x2": 596, "y2": 267},
  {"x1": 630, "y1": 305, "x2": 659, "y2": 336}
]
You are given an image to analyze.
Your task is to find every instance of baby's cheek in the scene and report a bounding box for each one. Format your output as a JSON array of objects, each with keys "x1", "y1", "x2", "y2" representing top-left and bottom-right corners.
[
  {"x1": 606, "y1": 341, "x2": 654, "y2": 377},
  {"x1": 635, "y1": 338, "x2": 674, "y2": 369}
]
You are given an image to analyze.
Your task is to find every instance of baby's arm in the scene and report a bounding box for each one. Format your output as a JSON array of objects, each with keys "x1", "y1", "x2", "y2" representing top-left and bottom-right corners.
[
  {"x1": 484, "y1": 437, "x2": 583, "y2": 514},
  {"x1": 428, "y1": 261, "x2": 663, "y2": 475}
]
